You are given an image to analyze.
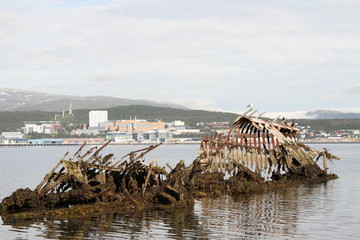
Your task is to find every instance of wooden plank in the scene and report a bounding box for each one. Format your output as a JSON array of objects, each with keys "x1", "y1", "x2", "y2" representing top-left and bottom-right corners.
[{"x1": 35, "y1": 152, "x2": 69, "y2": 192}]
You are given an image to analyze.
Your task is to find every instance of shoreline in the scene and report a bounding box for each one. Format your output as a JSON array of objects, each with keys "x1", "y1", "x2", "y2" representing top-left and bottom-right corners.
[
  {"x1": 1, "y1": 140, "x2": 360, "y2": 147},
  {"x1": 1, "y1": 141, "x2": 360, "y2": 147},
  {"x1": 0, "y1": 141, "x2": 201, "y2": 147},
  {"x1": 299, "y1": 138, "x2": 360, "y2": 144},
  {"x1": 300, "y1": 141, "x2": 360, "y2": 144}
]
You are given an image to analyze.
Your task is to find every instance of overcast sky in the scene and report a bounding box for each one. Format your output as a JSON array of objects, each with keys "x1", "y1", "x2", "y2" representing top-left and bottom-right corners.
[{"x1": 1, "y1": 0, "x2": 359, "y2": 115}]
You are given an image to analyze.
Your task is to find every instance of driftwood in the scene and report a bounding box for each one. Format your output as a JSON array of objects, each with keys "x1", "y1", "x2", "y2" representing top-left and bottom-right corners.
[
  {"x1": 0, "y1": 110, "x2": 340, "y2": 216},
  {"x1": 0, "y1": 142, "x2": 180, "y2": 212}
]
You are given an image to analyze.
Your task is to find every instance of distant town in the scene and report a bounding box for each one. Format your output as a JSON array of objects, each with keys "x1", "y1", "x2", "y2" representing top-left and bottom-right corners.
[
  {"x1": 0, "y1": 107, "x2": 206, "y2": 145},
  {"x1": 1, "y1": 106, "x2": 360, "y2": 146}
]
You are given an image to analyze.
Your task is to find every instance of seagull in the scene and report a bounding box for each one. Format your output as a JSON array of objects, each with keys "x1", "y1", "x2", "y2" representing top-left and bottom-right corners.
[{"x1": 246, "y1": 103, "x2": 254, "y2": 108}]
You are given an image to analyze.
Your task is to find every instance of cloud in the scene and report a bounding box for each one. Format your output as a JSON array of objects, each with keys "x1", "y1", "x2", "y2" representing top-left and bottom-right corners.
[
  {"x1": 263, "y1": 111, "x2": 309, "y2": 119},
  {"x1": 169, "y1": 98, "x2": 223, "y2": 111},
  {"x1": 320, "y1": 94, "x2": 342, "y2": 101},
  {"x1": 344, "y1": 84, "x2": 360, "y2": 93},
  {"x1": 3, "y1": 0, "x2": 356, "y2": 70},
  {"x1": 0, "y1": 0, "x2": 359, "y2": 112},
  {"x1": 89, "y1": 74, "x2": 123, "y2": 83}
]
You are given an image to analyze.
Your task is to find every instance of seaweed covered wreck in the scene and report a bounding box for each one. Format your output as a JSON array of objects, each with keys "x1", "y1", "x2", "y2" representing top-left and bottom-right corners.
[{"x1": 0, "y1": 110, "x2": 339, "y2": 218}]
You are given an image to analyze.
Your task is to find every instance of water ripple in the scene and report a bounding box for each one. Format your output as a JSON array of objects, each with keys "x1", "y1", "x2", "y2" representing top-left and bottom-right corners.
[{"x1": 1, "y1": 143, "x2": 360, "y2": 239}]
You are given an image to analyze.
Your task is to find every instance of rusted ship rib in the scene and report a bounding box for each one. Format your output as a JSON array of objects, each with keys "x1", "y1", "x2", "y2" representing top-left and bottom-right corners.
[{"x1": 0, "y1": 110, "x2": 339, "y2": 217}]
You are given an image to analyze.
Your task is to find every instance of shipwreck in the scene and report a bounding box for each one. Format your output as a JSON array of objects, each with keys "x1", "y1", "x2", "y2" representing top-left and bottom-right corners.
[{"x1": 0, "y1": 110, "x2": 339, "y2": 218}]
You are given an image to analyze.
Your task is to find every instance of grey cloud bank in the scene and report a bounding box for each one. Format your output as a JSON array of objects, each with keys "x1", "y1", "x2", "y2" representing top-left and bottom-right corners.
[{"x1": 0, "y1": 0, "x2": 359, "y2": 113}]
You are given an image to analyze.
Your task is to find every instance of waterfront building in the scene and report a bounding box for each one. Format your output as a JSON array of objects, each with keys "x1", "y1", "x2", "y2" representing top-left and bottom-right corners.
[
  {"x1": 28, "y1": 139, "x2": 64, "y2": 144},
  {"x1": 167, "y1": 120, "x2": 186, "y2": 131},
  {"x1": 89, "y1": 111, "x2": 108, "y2": 128},
  {"x1": 173, "y1": 120, "x2": 185, "y2": 127},
  {"x1": 1, "y1": 138, "x2": 28, "y2": 145},
  {"x1": 22, "y1": 121, "x2": 63, "y2": 134},
  {"x1": 106, "y1": 132, "x2": 133, "y2": 143},
  {"x1": 108, "y1": 119, "x2": 166, "y2": 134},
  {"x1": 62, "y1": 138, "x2": 105, "y2": 144},
  {"x1": 99, "y1": 121, "x2": 111, "y2": 131},
  {"x1": 143, "y1": 131, "x2": 157, "y2": 141},
  {"x1": 70, "y1": 128, "x2": 100, "y2": 136},
  {"x1": 157, "y1": 130, "x2": 173, "y2": 140},
  {"x1": 132, "y1": 130, "x2": 172, "y2": 142},
  {"x1": 172, "y1": 129, "x2": 201, "y2": 135},
  {"x1": 1, "y1": 132, "x2": 23, "y2": 139}
]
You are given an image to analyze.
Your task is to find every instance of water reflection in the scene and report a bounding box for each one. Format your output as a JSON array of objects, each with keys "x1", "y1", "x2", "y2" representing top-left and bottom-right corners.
[
  {"x1": 2, "y1": 143, "x2": 358, "y2": 239},
  {"x1": 1, "y1": 182, "x2": 337, "y2": 239},
  {"x1": 2, "y1": 206, "x2": 210, "y2": 239},
  {"x1": 196, "y1": 183, "x2": 335, "y2": 239}
]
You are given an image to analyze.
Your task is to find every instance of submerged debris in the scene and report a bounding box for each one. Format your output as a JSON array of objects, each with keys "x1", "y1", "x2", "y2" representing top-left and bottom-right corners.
[
  {"x1": 0, "y1": 110, "x2": 339, "y2": 217},
  {"x1": 0, "y1": 141, "x2": 187, "y2": 213}
]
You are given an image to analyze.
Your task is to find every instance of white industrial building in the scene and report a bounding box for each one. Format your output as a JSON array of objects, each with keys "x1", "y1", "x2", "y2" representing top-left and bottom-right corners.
[
  {"x1": 22, "y1": 121, "x2": 62, "y2": 134},
  {"x1": 1, "y1": 132, "x2": 24, "y2": 139},
  {"x1": 89, "y1": 111, "x2": 108, "y2": 128}
]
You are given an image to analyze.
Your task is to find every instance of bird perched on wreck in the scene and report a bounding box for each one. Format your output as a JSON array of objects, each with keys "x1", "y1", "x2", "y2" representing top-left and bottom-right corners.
[{"x1": 246, "y1": 103, "x2": 254, "y2": 108}]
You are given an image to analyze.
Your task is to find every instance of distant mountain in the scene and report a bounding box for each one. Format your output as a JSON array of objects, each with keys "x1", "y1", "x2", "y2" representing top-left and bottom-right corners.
[
  {"x1": 0, "y1": 88, "x2": 186, "y2": 111},
  {"x1": 305, "y1": 110, "x2": 360, "y2": 119}
]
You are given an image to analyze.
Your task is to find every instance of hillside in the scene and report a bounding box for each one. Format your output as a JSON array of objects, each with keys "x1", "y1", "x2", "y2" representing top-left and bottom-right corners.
[
  {"x1": 293, "y1": 118, "x2": 360, "y2": 131},
  {"x1": 56, "y1": 105, "x2": 240, "y2": 128},
  {"x1": 0, "y1": 105, "x2": 239, "y2": 133},
  {"x1": 0, "y1": 111, "x2": 56, "y2": 132},
  {"x1": 1, "y1": 105, "x2": 360, "y2": 133},
  {"x1": 0, "y1": 88, "x2": 185, "y2": 111},
  {"x1": 306, "y1": 110, "x2": 360, "y2": 119}
]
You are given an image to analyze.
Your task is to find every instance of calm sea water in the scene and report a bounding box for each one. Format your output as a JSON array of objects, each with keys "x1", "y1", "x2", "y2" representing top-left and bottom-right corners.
[{"x1": 0, "y1": 143, "x2": 359, "y2": 239}]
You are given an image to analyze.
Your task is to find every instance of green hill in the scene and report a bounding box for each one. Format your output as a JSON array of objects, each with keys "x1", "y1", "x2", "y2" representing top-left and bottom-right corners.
[
  {"x1": 0, "y1": 111, "x2": 56, "y2": 132},
  {"x1": 0, "y1": 105, "x2": 239, "y2": 133},
  {"x1": 67, "y1": 105, "x2": 239, "y2": 128},
  {"x1": 1, "y1": 105, "x2": 359, "y2": 134},
  {"x1": 293, "y1": 119, "x2": 360, "y2": 131}
]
